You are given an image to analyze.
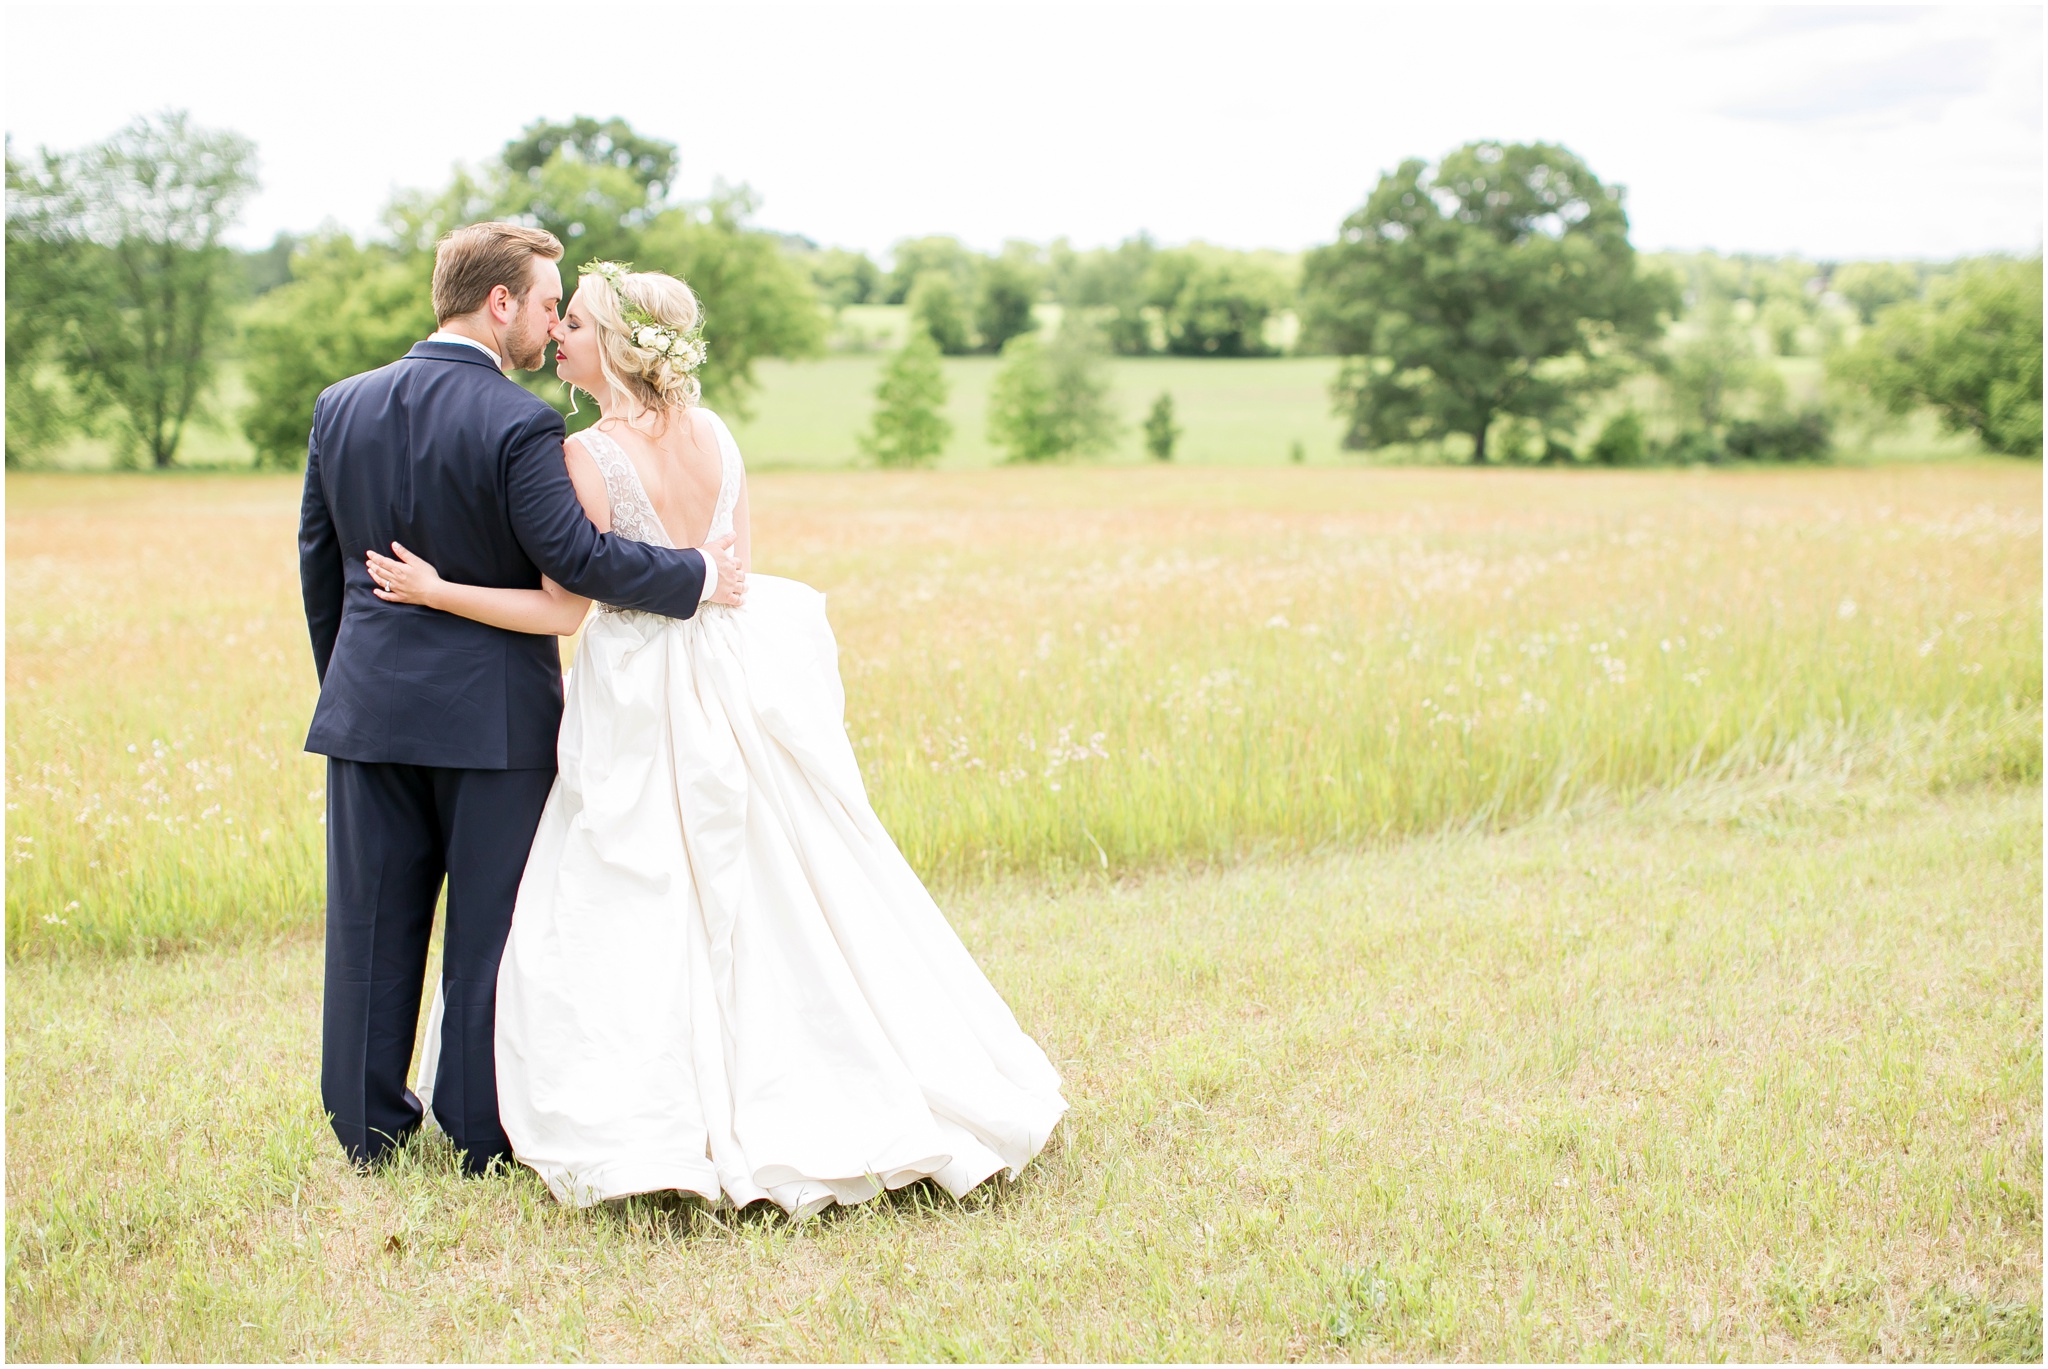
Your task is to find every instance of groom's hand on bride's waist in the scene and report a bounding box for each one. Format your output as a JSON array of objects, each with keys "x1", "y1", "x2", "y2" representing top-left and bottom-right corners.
[{"x1": 701, "y1": 532, "x2": 746, "y2": 608}]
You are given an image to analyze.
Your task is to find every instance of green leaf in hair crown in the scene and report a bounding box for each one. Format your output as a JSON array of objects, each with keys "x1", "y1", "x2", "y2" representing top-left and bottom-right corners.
[{"x1": 580, "y1": 260, "x2": 708, "y2": 374}]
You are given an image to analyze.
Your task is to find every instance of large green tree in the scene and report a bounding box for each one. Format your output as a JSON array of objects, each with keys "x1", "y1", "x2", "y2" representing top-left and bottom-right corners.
[
  {"x1": 242, "y1": 235, "x2": 432, "y2": 467},
  {"x1": 885, "y1": 235, "x2": 976, "y2": 304},
  {"x1": 241, "y1": 120, "x2": 824, "y2": 460},
  {"x1": 1829, "y1": 260, "x2": 1921, "y2": 324},
  {"x1": 11, "y1": 112, "x2": 257, "y2": 467},
  {"x1": 1056, "y1": 234, "x2": 1159, "y2": 354},
  {"x1": 5, "y1": 140, "x2": 78, "y2": 464},
  {"x1": 1302, "y1": 141, "x2": 1673, "y2": 462},
  {"x1": 974, "y1": 245, "x2": 1042, "y2": 355},
  {"x1": 1050, "y1": 237, "x2": 1293, "y2": 358},
  {"x1": 497, "y1": 116, "x2": 674, "y2": 273},
  {"x1": 634, "y1": 185, "x2": 825, "y2": 415},
  {"x1": 502, "y1": 116, "x2": 678, "y2": 196},
  {"x1": 907, "y1": 270, "x2": 972, "y2": 355},
  {"x1": 810, "y1": 246, "x2": 881, "y2": 307},
  {"x1": 1663, "y1": 301, "x2": 1783, "y2": 439},
  {"x1": 1831, "y1": 257, "x2": 2043, "y2": 456},
  {"x1": 1152, "y1": 250, "x2": 1286, "y2": 357}
]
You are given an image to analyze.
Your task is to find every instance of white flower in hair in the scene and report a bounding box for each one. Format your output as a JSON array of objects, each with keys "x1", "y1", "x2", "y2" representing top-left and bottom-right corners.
[{"x1": 580, "y1": 259, "x2": 710, "y2": 376}]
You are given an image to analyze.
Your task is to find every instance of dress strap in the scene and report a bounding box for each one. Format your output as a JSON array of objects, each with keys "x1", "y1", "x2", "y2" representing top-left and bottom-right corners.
[{"x1": 703, "y1": 410, "x2": 745, "y2": 541}]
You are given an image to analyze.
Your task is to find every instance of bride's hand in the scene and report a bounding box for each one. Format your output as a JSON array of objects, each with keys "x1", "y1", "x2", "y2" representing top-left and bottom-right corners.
[{"x1": 367, "y1": 542, "x2": 445, "y2": 607}]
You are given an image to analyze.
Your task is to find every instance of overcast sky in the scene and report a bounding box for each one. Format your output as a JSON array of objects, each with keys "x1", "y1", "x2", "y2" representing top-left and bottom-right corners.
[{"x1": 4, "y1": 3, "x2": 2040, "y2": 261}]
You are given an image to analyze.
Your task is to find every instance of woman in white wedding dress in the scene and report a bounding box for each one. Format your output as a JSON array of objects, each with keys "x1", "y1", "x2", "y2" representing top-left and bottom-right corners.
[{"x1": 367, "y1": 263, "x2": 1066, "y2": 1218}]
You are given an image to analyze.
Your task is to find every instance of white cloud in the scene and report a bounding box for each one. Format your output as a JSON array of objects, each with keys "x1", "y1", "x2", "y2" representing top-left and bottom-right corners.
[{"x1": 2, "y1": 2, "x2": 2038, "y2": 261}]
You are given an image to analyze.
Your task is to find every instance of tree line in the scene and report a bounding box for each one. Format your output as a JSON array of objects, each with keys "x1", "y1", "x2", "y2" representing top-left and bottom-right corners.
[
  {"x1": 6, "y1": 114, "x2": 2039, "y2": 470},
  {"x1": 7, "y1": 114, "x2": 823, "y2": 468}
]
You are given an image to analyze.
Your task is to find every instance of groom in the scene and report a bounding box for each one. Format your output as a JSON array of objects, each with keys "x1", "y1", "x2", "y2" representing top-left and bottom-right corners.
[{"x1": 298, "y1": 222, "x2": 741, "y2": 1175}]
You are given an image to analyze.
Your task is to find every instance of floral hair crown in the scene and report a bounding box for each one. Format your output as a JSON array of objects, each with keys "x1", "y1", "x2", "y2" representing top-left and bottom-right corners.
[{"x1": 579, "y1": 260, "x2": 708, "y2": 374}]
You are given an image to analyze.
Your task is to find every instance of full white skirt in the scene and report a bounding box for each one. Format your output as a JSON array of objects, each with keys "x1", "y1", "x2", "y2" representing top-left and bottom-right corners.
[{"x1": 425, "y1": 576, "x2": 1066, "y2": 1217}]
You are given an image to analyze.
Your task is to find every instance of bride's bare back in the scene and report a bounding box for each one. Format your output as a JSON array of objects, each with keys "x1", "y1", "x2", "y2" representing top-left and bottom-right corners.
[{"x1": 567, "y1": 408, "x2": 728, "y2": 550}]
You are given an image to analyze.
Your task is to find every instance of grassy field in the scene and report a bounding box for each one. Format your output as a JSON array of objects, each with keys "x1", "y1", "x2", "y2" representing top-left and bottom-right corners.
[
  {"x1": 5, "y1": 461, "x2": 2041, "y2": 1358},
  {"x1": 7, "y1": 463, "x2": 2038, "y2": 954},
  {"x1": 729, "y1": 354, "x2": 1358, "y2": 468},
  {"x1": 7, "y1": 786, "x2": 2040, "y2": 1359}
]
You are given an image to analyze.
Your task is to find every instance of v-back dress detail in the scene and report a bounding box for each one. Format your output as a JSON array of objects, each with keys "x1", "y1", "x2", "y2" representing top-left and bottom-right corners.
[{"x1": 424, "y1": 410, "x2": 1066, "y2": 1217}]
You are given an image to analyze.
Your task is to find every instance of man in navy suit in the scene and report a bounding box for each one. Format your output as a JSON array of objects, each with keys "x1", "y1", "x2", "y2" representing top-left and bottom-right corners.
[{"x1": 298, "y1": 222, "x2": 744, "y2": 1174}]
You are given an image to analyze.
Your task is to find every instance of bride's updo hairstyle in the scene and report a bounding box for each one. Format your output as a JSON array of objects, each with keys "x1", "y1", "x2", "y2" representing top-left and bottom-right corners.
[{"x1": 576, "y1": 264, "x2": 707, "y2": 426}]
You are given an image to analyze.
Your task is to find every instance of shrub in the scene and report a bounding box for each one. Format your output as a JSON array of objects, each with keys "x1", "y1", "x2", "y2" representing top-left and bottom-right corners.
[
  {"x1": 974, "y1": 253, "x2": 1040, "y2": 355},
  {"x1": 1724, "y1": 411, "x2": 1832, "y2": 462},
  {"x1": 908, "y1": 271, "x2": 972, "y2": 355},
  {"x1": 1590, "y1": 409, "x2": 1648, "y2": 466},
  {"x1": 1144, "y1": 392, "x2": 1180, "y2": 461},
  {"x1": 1659, "y1": 430, "x2": 1723, "y2": 465}
]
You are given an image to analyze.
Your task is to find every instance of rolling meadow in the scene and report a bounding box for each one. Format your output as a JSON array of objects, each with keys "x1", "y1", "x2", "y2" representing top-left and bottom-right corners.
[{"x1": 7, "y1": 458, "x2": 2042, "y2": 1359}]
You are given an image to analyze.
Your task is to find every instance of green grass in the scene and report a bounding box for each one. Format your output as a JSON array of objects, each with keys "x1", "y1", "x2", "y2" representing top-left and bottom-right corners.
[
  {"x1": 7, "y1": 463, "x2": 2038, "y2": 956},
  {"x1": 7, "y1": 783, "x2": 2039, "y2": 1359},
  {"x1": 728, "y1": 353, "x2": 1358, "y2": 468},
  {"x1": 5, "y1": 461, "x2": 2038, "y2": 1358}
]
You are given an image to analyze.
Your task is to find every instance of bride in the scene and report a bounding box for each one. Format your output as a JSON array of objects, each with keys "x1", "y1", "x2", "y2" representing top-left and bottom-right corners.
[{"x1": 365, "y1": 262, "x2": 1066, "y2": 1217}]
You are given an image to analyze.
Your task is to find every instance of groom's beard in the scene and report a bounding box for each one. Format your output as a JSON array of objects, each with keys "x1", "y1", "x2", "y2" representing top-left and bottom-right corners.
[{"x1": 501, "y1": 315, "x2": 548, "y2": 372}]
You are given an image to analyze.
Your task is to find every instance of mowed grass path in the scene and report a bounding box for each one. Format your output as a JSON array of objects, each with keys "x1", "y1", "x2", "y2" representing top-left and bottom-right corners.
[{"x1": 7, "y1": 787, "x2": 2040, "y2": 1360}]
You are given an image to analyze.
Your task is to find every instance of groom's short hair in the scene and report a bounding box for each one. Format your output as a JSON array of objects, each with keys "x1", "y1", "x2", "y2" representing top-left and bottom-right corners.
[{"x1": 432, "y1": 222, "x2": 564, "y2": 323}]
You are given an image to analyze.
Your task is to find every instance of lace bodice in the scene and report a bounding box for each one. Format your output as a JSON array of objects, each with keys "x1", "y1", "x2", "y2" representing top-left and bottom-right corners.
[{"x1": 575, "y1": 410, "x2": 742, "y2": 559}]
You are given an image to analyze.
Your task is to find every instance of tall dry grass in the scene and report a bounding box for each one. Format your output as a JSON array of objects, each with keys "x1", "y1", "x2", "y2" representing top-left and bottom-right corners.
[{"x1": 6, "y1": 463, "x2": 2039, "y2": 954}]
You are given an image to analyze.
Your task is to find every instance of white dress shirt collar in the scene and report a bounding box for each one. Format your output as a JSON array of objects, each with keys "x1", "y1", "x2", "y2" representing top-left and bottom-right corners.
[{"x1": 427, "y1": 330, "x2": 504, "y2": 369}]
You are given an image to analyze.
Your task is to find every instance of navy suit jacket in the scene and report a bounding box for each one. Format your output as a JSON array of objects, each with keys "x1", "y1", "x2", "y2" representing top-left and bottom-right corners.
[{"x1": 299, "y1": 341, "x2": 706, "y2": 769}]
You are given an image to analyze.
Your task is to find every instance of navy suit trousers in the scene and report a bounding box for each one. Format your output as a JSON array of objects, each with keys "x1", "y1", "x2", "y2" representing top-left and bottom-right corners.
[{"x1": 321, "y1": 758, "x2": 555, "y2": 1174}]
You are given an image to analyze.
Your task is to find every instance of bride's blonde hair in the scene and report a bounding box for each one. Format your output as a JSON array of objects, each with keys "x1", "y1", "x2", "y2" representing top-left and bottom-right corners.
[{"x1": 573, "y1": 266, "x2": 705, "y2": 427}]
